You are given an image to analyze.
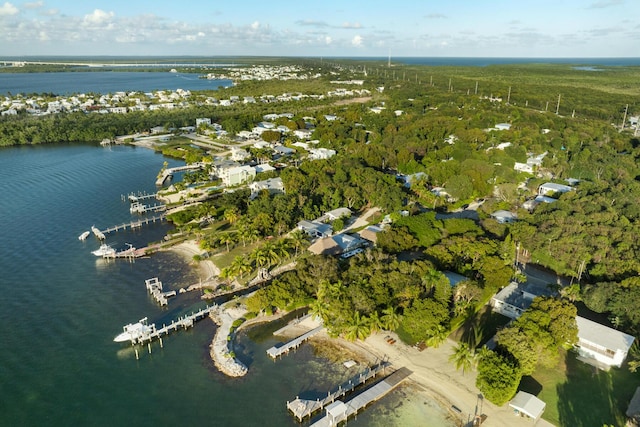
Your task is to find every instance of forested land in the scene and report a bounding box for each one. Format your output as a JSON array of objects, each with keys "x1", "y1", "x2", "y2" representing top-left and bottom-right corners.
[{"x1": 4, "y1": 60, "x2": 640, "y2": 359}]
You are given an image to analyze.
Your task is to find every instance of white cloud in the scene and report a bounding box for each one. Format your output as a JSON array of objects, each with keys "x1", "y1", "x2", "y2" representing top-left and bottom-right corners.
[
  {"x1": 296, "y1": 20, "x2": 329, "y2": 28},
  {"x1": 24, "y1": 1, "x2": 42, "y2": 9},
  {"x1": 325, "y1": 36, "x2": 332, "y2": 44},
  {"x1": 351, "y1": 34, "x2": 363, "y2": 47},
  {"x1": 250, "y1": 21, "x2": 260, "y2": 30},
  {"x1": 426, "y1": 13, "x2": 447, "y2": 19},
  {"x1": 341, "y1": 22, "x2": 362, "y2": 29},
  {"x1": 0, "y1": 2, "x2": 18, "y2": 16},
  {"x1": 83, "y1": 9, "x2": 114, "y2": 25}
]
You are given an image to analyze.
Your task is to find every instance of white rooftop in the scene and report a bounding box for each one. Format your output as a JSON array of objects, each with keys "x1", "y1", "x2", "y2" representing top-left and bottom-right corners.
[
  {"x1": 509, "y1": 391, "x2": 546, "y2": 420},
  {"x1": 576, "y1": 316, "x2": 635, "y2": 352}
]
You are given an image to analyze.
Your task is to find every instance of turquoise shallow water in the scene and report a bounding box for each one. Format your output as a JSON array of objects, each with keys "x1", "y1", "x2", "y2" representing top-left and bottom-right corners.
[{"x1": 0, "y1": 143, "x2": 455, "y2": 426}]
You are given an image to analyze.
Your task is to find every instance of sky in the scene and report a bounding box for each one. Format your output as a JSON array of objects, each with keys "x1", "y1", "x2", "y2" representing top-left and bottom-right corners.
[{"x1": 0, "y1": 0, "x2": 637, "y2": 58}]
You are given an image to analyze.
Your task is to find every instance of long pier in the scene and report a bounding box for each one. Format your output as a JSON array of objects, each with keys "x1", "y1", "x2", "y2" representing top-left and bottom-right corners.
[
  {"x1": 286, "y1": 361, "x2": 391, "y2": 422},
  {"x1": 266, "y1": 325, "x2": 324, "y2": 359},
  {"x1": 99, "y1": 214, "x2": 166, "y2": 234},
  {"x1": 119, "y1": 305, "x2": 218, "y2": 355},
  {"x1": 308, "y1": 367, "x2": 413, "y2": 427}
]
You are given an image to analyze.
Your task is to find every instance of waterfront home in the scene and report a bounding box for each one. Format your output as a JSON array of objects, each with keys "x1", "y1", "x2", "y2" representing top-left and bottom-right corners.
[
  {"x1": 575, "y1": 316, "x2": 635, "y2": 369},
  {"x1": 218, "y1": 165, "x2": 255, "y2": 187}
]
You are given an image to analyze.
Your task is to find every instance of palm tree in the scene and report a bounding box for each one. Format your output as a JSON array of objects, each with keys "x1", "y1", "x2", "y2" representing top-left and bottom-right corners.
[
  {"x1": 273, "y1": 238, "x2": 291, "y2": 260},
  {"x1": 309, "y1": 298, "x2": 330, "y2": 323},
  {"x1": 288, "y1": 229, "x2": 308, "y2": 257},
  {"x1": 344, "y1": 311, "x2": 370, "y2": 341},
  {"x1": 381, "y1": 306, "x2": 401, "y2": 331},
  {"x1": 218, "y1": 232, "x2": 238, "y2": 253},
  {"x1": 228, "y1": 255, "x2": 252, "y2": 280},
  {"x1": 367, "y1": 311, "x2": 383, "y2": 334},
  {"x1": 449, "y1": 342, "x2": 476, "y2": 375},
  {"x1": 425, "y1": 324, "x2": 449, "y2": 348},
  {"x1": 223, "y1": 207, "x2": 240, "y2": 225}
]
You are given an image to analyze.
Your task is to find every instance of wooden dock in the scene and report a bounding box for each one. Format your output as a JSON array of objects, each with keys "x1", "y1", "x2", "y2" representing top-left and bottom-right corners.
[
  {"x1": 99, "y1": 214, "x2": 166, "y2": 234},
  {"x1": 145, "y1": 277, "x2": 176, "y2": 306},
  {"x1": 286, "y1": 361, "x2": 390, "y2": 422},
  {"x1": 308, "y1": 367, "x2": 413, "y2": 427},
  {"x1": 126, "y1": 192, "x2": 158, "y2": 203},
  {"x1": 266, "y1": 325, "x2": 324, "y2": 359},
  {"x1": 120, "y1": 304, "x2": 218, "y2": 347},
  {"x1": 130, "y1": 201, "x2": 166, "y2": 214}
]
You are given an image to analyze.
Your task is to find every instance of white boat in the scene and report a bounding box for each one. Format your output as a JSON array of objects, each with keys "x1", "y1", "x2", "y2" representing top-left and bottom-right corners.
[
  {"x1": 114, "y1": 317, "x2": 155, "y2": 343},
  {"x1": 92, "y1": 243, "x2": 116, "y2": 257},
  {"x1": 78, "y1": 231, "x2": 90, "y2": 241}
]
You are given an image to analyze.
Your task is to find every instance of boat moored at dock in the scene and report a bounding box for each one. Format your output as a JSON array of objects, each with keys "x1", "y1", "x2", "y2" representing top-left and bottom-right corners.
[
  {"x1": 92, "y1": 243, "x2": 116, "y2": 257},
  {"x1": 114, "y1": 317, "x2": 156, "y2": 343},
  {"x1": 78, "y1": 231, "x2": 90, "y2": 240}
]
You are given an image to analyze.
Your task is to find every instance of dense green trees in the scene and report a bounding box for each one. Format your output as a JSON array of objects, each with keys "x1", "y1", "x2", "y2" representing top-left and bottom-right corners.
[{"x1": 476, "y1": 350, "x2": 522, "y2": 406}]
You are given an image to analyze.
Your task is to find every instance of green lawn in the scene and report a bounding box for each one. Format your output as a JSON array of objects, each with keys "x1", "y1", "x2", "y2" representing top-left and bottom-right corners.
[{"x1": 520, "y1": 351, "x2": 640, "y2": 426}]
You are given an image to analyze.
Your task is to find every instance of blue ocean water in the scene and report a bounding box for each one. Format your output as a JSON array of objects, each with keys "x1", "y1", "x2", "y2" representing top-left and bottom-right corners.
[
  {"x1": 0, "y1": 143, "x2": 455, "y2": 427},
  {"x1": 0, "y1": 71, "x2": 231, "y2": 95}
]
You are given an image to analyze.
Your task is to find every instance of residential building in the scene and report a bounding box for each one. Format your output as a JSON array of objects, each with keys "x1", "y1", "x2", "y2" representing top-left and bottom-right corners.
[
  {"x1": 297, "y1": 220, "x2": 333, "y2": 239},
  {"x1": 490, "y1": 282, "x2": 553, "y2": 319},
  {"x1": 219, "y1": 165, "x2": 256, "y2": 187},
  {"x1": 538, "y1": 182, "x2": 573, "y2": 196},
  {"x1": 575, "y1": 316, "x2": 635, "y2": 369},
  {"x1": 249, "y1": 177, "x2": 284, "y2": 199}
]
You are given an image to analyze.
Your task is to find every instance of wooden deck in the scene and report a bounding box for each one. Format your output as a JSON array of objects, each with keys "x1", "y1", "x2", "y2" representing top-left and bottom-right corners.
[
  {"x1": 100, "y1": 214, "x2": 166, "y2": 234},
  {"x1": 308, "y1": 367, "x2": 413, "y2": 427},
  {"x1": 266, "y1": 325, "x2": 323, "y2": 359}
]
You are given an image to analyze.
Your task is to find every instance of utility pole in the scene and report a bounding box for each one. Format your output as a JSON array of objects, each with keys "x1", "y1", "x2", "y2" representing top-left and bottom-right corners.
[
  {"x1": 555, "y1": 94, "x2": 561, "y2": 115},
  {"x1": 475, "y1": 81, "x2": 478, "y2": 95},
  {"x1": 635, "y1": 120, "x2": 640, "y2": 137},
  {"x1": 507, "y1": 86, "x2": 511, "y2": 104}
]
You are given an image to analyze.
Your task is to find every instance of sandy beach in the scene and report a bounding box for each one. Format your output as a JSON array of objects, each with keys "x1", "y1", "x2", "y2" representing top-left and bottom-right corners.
[{"x1": 169, "y1": 240, "x2": 220, "y2": 283}]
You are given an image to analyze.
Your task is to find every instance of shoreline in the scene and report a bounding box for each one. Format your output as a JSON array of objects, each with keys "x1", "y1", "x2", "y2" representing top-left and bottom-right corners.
[{"x1": 167, "y1": 241, "x2": 552, "y2": 426}]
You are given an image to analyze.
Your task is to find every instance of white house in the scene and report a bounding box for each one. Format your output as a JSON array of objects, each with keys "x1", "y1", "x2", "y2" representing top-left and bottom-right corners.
[
  {"x1": 538, "y1": 182, "x2": 573, "y2": 196},
  {"x1": 308, "y1": 148, "x2": 336, "y2": 160},
  {"x1": 575, "y1": 316, "x2": 635, "y2": 369},
  {"x1": 495, "y1": 123, "x2": 512, "y2": 131},
  {"x1": 230, "y1": 148, "x2": 251, "y2": 162},
  {"x1": 219, "y1": 165, "x2": 256, "y2": 186},
  {"x1": 195, "y1": 118, "x2": 211, "y2": 127},
  {"x1": 298, "y1": 220, "x2": 333, "y2": 239},
  {"x1": 249, "y1": 177, "x2": 284, "y2": 199},
  {"x1": 514, "y1": 162, "x2": 534, "y2": 174}
]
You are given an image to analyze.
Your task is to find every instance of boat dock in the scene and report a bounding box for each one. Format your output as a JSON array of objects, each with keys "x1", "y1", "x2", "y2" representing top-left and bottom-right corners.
[
  {"x1": 145, "y1": 277, "x2": 176, "y2": 306},
  {"x1": 307, "y1": 367, "x2": 413, "y2": 427},
  {"x1": 101, "y1": 244, "x2": 146, "y2": 260},
  {"x1": 286, "y1": 361, "x2": 391, "y2": 422},
  {"x1": 119, "y1": 305, "x2": 218, "y2": 351},
  {"x1": 125, "y1": 192, "x2": 158, "y2": 203},
  {"x1": 156, "y1": 164, "x2": 203, "y2": 186},
  {"x1": 266, "y1": 325, "x2": 324, "y2": 359},
  {"x1": 99, "y1": 214, "x2": 166, "y2": 234},
  {"x1": 130, "y1": 201, "x2": 166, "y2": 214},
  {"x1": 91, "y1": 225, "x2": 105, "y2": 240}
]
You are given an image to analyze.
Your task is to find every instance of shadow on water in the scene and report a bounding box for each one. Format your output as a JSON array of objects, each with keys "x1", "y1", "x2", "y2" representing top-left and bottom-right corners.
[{"x1": 554, "y1": 351, "x2": 640, "y2": 427}]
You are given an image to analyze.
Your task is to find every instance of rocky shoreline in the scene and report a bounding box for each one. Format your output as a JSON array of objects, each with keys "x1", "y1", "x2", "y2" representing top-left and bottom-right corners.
[{"x1": 208, "y1": 305, "x2": 248, "y2": 377}]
